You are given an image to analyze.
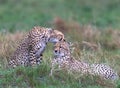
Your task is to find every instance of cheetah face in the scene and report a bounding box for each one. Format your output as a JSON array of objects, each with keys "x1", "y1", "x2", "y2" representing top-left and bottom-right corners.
[
  {"x1": 48, "y1": 29, "x2": 65, "y2": 43},
  {"x1": 54, "y1": 41, "x2": 70, "y2": 57},
  {"x1": 54, "y1": 48, "x2": 65, "y2": 57}
]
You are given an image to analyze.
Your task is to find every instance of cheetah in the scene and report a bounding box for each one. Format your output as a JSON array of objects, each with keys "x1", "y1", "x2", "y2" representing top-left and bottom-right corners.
[
  {"x1": 50, "y1": 41, "x2": 118, "y2": 80},
  {"x1": 50, "y1": 41, "x2": 90, "y2": 76},
  {"x1": 8, "y1": 26, "x2": 65, "y2": 68}
]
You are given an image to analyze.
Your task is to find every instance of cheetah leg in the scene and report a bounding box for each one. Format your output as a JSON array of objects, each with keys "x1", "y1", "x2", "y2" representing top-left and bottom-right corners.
[
  {"x1": 36, "y1": 54, "x2": 43, "y2": 65},
  {"x1": 35, "y1": 42, "x2": 46, "y2": 58},
  {"x1": 29, "y1": 42, "x2": 46, "y2": 66},
  {"x1": 29, "y1": 50, "x2": 38, "y2": 66},
  {"x1": 8, "y1": 60, "x2": 17, "y2": 68},
  {"x1": 35, "y1": 42, "x2": 46, "y2": 65},
  {"x1": 29, "y1": 52, "x2": 43, "y2": 66}
]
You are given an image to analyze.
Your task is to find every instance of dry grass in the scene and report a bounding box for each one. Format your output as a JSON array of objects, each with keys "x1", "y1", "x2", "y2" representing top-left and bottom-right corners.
[
  {"x1": 53, "y1": 17, "x2": 120, "y2": 50},
  {"x1": 0, "y1": 31, "x2": 26, "y2": 68}
]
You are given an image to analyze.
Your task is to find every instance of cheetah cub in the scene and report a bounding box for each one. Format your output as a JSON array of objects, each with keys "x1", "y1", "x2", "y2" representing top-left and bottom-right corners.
[
  {"x1": 50, "y1": 41, "x2": 90, "y2": 76},
  {"x1": 50, "y1": 41, "x2": 119, "y2": 81},
  {"x1": 9, "y1": 26, "x2": 65, "y2": 68}
]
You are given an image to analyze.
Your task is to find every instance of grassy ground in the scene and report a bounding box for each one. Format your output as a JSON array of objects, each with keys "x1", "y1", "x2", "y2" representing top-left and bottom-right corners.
[
  {"x1": 0, "y1": 0, "x2": 120, "y2": 88},
  {"x1": 0, "y1": 27, "x2": 120, "y2": 88}
]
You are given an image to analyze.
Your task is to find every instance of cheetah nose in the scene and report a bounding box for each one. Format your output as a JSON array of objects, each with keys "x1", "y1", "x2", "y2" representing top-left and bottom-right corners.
[{"x1": 54, "y1": 50, "x2": 57, "y2": 53}]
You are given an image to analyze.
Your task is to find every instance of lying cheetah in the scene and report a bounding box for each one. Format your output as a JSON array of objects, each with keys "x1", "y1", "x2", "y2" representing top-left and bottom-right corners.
[
  {"x1": 50, "y1": 41, "x2": 118, "y2": 80},
  {"x1": 50, "y1": 41, "x2": 90, "y2": 76},
  {"x1": 9, "y1": 26, "x2": 65, "y2": 68}
]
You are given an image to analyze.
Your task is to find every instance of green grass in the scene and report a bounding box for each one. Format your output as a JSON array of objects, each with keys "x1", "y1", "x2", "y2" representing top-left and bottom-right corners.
[
  {"x1": 0, "y1": 0, "x2": 120, "y2": 32},
  {"x1": 0, "y1": 63, "x2": 118, "y2": 88}
]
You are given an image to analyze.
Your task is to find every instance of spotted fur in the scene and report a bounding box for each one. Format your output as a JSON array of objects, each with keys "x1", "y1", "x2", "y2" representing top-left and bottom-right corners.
[
  {"x1": 9, "y1": 26, "x2": 65, "y2": 68},
  {"x1": 50, "y1": 41, "x2": 90, "y2": 75},
  {"x1": 89, "y1": 63, "x2": 118, "y2": 80},
  {"x1": 50, "y1": 41, "x2": 119, "y2": 81}
]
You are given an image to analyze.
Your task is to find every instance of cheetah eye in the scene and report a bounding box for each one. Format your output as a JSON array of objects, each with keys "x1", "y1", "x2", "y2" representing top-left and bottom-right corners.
[
  {"x1": 63, "y1": 39, "x2": 66, "y2": 41},
  {"x1": 41, "y1": 36, "x2": 44, "y2": 38},
  {"x1": 59, "y1": 38, "x2": 62, "y2": 41},
  {"x1": 37, "y1": 47, "x2": 40, "y2": 50}
]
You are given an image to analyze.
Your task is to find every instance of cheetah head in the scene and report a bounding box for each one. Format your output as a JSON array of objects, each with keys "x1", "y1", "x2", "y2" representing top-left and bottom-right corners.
[
  {"x1": 54, "y1": 41, "x2": 70, "y2": 57},
  {"x1": 48, "y1": 29, "x2": 65, "y2": 43}
]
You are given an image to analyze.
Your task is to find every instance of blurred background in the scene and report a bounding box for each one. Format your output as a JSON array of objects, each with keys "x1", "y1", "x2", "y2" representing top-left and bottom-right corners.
[{"x1": 0, "y1": 0, "x2": 120, "y2": 32}]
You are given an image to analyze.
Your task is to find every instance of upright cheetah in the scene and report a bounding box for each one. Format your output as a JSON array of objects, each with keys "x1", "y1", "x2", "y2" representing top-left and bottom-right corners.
[{"x1": 9, "y1": 26, "x2": 65, "y2": 68}]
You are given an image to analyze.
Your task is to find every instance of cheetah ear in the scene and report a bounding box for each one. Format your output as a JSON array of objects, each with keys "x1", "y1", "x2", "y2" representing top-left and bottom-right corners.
[
  {"x1": 47, "y1": 28, "x2": 52, "y2": 31},
  {"x1": 48, "y1": 28, "x2": 53, "y2": 33}
]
